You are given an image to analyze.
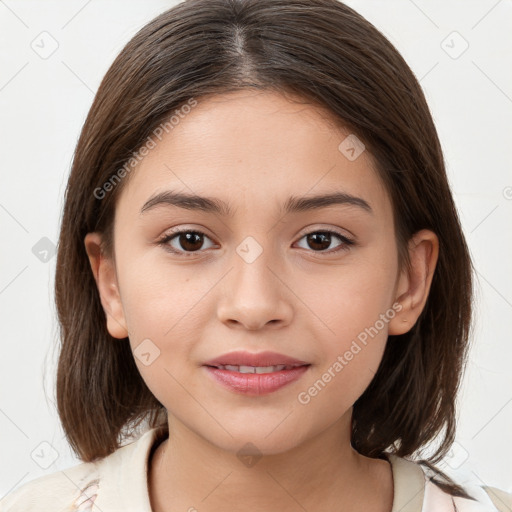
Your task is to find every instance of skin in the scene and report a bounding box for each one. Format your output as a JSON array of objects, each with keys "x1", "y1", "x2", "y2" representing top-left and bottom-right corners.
[{"x1": 85, "y1": 90, "x2": 439, "y2": 512}]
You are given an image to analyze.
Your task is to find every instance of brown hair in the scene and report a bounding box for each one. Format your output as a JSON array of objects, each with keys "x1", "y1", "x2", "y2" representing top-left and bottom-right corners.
[{"x1": 55, "y1": 0, "x2": 474, "y2": 498}]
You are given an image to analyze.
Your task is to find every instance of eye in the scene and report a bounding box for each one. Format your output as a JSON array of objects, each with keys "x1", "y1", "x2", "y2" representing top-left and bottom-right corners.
[
  {"x1": 158, "y1": 229, "x2": 215, "y2": 255},
  {"x1": 295, "y1": 230, "x2": 354, "y2": 254},
  {"x1": 157, "y1": 228, "x2": 354, "y2": 256}
]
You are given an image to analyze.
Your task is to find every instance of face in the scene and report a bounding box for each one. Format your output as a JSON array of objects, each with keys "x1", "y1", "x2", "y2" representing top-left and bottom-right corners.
[{"x1": 86, "y1": 90, "x2": 434, "y2": 456}]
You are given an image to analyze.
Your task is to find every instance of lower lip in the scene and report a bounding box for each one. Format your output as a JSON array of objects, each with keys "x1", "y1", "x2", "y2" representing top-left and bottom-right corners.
[{"x1": 203, "y1": 365, "x2": 310, "y2": 396}]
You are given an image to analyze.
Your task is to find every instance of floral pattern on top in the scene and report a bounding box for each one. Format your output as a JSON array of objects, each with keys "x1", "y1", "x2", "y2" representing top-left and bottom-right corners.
[{"x1": 70, "y1": 478, "x2": 100, "y2": 511}]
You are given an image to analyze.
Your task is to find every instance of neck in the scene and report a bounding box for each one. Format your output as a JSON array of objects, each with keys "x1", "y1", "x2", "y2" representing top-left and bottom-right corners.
[{"x1": 148, "y1": 411, "x2": 393, "y2": 512}]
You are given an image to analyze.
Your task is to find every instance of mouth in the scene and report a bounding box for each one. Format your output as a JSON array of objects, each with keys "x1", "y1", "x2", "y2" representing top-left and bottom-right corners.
[
  {"x1": 203, "y1": 362, "x2": 311, "y2": 396},
  {"x1": 205, "y1": 363, "x2": 308, "y2": 373},
  {"x1": 202, "y1": 349, "x2": 310, "y2": 368},
  {"x1": 202, "y1": 350, "x2": 311, "y2": 395}
]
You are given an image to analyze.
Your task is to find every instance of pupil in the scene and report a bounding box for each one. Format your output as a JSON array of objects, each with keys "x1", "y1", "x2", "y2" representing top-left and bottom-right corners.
[
  {"x1": 181, "y1": 232, "x2": 202, "y2": 251},
  {"x1": 308, "y1": 232, "x2": 330, "y2": 251}
]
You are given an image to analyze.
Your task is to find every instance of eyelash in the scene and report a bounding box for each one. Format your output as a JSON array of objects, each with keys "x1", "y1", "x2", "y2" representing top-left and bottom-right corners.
[{"x1": 157, "y1": 228, "x2": 355, "y2": 257}]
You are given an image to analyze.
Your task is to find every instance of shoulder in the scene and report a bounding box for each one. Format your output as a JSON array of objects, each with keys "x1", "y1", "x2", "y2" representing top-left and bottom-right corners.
[
  {"x1": 424, "y1": 479, "x2": 512, "y2": 512},
  {"x1": 0, "y1": 461, "x2": 101, "y2": 512},
  {"x1": 387, "y1": 454, "x2": 512, "y2": 512},
  {"x1": 0, "y1": 426, "x2": 163, "y2": 512},
  {"x1": 478, "y1": 486, "x2": 512, "y2": 512}
]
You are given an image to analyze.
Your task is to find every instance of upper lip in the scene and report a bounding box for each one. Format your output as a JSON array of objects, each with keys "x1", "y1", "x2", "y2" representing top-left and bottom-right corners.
[{"x1": 203, "y1": 350, "x2": 310, "y2": 368}]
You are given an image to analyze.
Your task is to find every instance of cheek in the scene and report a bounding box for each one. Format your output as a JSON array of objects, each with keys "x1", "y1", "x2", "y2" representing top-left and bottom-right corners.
[
  {"x1": 296, "y1": 339, "x2": 385, "y2": 421},
  {"x1": 113, "y1": 253, "x2": 204, "y2": 394},
  {"x1": 297, "y1": 279, "x2": 394, "y2": 414},
  {"x1": 294, "y1": 253, "x2": 397, "y2": 400},
  {"x1": 302, "y1": 254, "x2": 398, "y2": 342},
  {"x1": 120, "y1": 265, "x2": 205, "y2": 410},
  {"x1": 116, "y1": 248, "x2": 204, "y2": 336}
]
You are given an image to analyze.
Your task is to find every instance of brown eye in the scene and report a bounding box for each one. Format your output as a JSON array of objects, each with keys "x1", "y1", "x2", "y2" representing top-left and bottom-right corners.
[
  {"x1": 160, "y1": 230, "x2": 215, "y2": 254},
  {"x1": 306, "y1": 232, "x2": 332, "y2": 251},
  {"x1": 176, "y1": 232, "x2": 204, "y2": 252},
  {"x1": 295, "y1": 230, "x2": 354, "y2": 254},
  {"x1": 158, "y1": 228, "x2": 354, "y2": 257}
]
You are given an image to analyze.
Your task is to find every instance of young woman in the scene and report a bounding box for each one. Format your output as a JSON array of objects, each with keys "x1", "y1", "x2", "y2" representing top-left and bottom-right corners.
[{"x1": 3, "y1": 1, "x2": 510, "y2": 511}]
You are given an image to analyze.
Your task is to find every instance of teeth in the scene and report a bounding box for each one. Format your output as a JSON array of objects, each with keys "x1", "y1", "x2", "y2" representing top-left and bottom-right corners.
[{"x1": 217, "y1": 364, "x2": 290, "y2": 373}]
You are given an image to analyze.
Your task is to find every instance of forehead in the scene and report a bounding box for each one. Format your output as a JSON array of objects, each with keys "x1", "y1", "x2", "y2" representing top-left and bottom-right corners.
[{"x1": 117, "y1": 90, "x2": 391, "y2": 221}]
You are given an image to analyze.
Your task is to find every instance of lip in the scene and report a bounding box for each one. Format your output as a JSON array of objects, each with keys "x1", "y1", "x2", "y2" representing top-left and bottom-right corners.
[
  {"x1": 204, "y1": 365, "x2": 310, "y2": 396},
  {"x1": 202, "y1": 350, "x2": 311, "y2": 396},
  {"x1": 203, "y1": 350, "x2": 310, "y2": 368}
]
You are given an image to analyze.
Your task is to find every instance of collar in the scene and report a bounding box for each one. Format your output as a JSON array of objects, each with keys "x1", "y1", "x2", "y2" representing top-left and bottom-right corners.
[{"x1": 386, "y1": 454, "x2": 426, "y2": 511}]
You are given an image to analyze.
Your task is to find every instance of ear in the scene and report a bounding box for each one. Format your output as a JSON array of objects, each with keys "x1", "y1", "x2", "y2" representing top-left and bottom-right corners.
[
  {"x1": 84, "y1": 232, "x2": 129, "y2": 339},
  {"x1": 388, "y1": 229, "x2": 439, "y2": 335}
]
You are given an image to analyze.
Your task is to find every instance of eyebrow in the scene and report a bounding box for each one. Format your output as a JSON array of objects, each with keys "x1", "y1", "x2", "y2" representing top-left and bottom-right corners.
[{"x1": 139, "y1": 190, "x2": 373, "y2": 217}]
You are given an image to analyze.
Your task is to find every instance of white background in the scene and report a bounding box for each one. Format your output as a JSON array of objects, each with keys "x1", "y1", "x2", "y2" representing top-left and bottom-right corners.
[{"x1": 1, "y1": 0, "x2": 511, "y2": 500}]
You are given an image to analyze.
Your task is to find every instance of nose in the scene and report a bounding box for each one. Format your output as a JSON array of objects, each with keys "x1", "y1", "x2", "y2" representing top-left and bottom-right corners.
[{"x1": 216, "y1": 247, "x2": 293, "y2": 331}]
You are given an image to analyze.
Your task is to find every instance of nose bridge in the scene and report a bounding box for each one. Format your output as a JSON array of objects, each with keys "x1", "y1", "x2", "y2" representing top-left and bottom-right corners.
[
  {"x1": 232, "y1": 233, "x2": 280, "y2": 301},
  {"x1": 216, "y1": 233, "x2": 292, "y2": 329}
]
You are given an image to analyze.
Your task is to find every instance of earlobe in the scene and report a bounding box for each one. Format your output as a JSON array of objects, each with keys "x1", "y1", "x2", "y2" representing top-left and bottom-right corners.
[
  {"x1": 388, "y1": 229, "x2": 439, "y2": 335},
  {"x1": 84, "y1": 232, "x2": 129, "y2": 339}
]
